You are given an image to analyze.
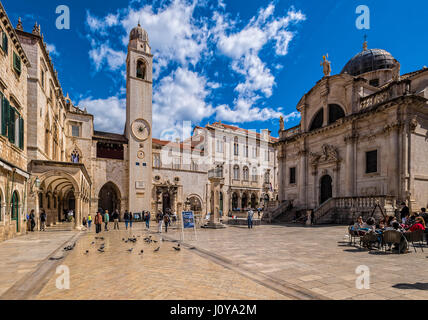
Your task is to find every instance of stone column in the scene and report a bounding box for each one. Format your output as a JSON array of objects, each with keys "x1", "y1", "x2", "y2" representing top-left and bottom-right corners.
[
  {"x1": 345, "y1": 135, "x2": 355, "y2": 197},
  {"x1": 202, "y1": 177, "x2": 226, "y2": 229},
  {"x1": 74, "y1": 192, "x2": 83, "y2": 230},
  {"x1": 278, "y1": 143, "x2": 286, "y2": 202},
  {"x1": 298, "y1": 149, "x2": 307, "y2": 208}
]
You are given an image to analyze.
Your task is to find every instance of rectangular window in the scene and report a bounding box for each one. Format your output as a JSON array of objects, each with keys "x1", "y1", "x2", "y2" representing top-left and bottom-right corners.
[
  {"x1": 71, "y1": 125, "x2": 80, "y2": 137},
  {"x1": 234, "y1": 143, "x2": 239, "y2": 156},
  {"x1": 289, "y1": 167, "x2": 296, "y2": 184},
  {"x1": 153, "y1": 154, "x2": 161, "y2": 168},
  {"x1": 245, "y1": 145, "x2": 249, "y2": 158},
  {"x1": 8, "y1": 105, "x2": 16, "y2": 144},
  {"x1": 1, "y1": 95, "x2": 8, "y2": 136},
  {"x1": 19, "y1": 116, "x2": 24, "y2": 149},
  {"x1": 41, "y1": 69, "x2": 45, "y2": 88},
  {"x1": 216, "y1": 139, "x2": 223, "y2": 153},
  {"x1": 173, "y1": 158, "x2": 181, "y2": 170},
  {"x1": 13, "y1": 52, "x2": 22, "y2": 76},
  {"x1": 366, "y1": 150, "x2": 378, "y2": 174},
  {"x1": 252, "y1": 147, "x2": 257, "y2": 158},
  {"x1": 1, "y1": 31, "x2": 8, "y2": 55}
]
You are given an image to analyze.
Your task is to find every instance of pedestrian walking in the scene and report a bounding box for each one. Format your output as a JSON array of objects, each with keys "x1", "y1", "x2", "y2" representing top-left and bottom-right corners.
[
  {"x1": 29, "y1": 209, "x2": 36, "y2": 232},
  {"x1": 129, "y1": 212, "x2": 134, "y2": 229},
  {"x1": 124, "y1": 210, "x2": 130, "y2": 230},
  {"x1": 247, "y1": 208, "x2": 254, "y2": 229},
  {"x1": 113, "y1": 209, "x2": 120, "y2": 230},
  {"x1": 163, "y1": 212, "x2": 170, "y2": 233},
  {"x1": 95, "y1": 211, "x2": 102, "y2": 234},
  {"x1": 82, "y1": 217, "x2": 87, "y2": 227},
  {"x1": 88, "y1": 214, "x2": 92, "y2": 230},
  {"x1": 156, "y1": 211, "x2": 163, "y2": 233},
  {"x1": 104, "y1": 210, "x2": 110, "y2": 231},
  {"x1": 40, "y1": 210, "x2": 47, "y2": 231},
  {"x1": 145, "y1": 211, "x2": 151, "y2": 230}
]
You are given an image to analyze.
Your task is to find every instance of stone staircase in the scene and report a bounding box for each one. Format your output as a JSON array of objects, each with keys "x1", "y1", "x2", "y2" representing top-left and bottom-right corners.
[
  {"x1": 44, "y1": 222, "x2": 75, "y2": 232},
  {"x1": 313, "y1": 196, "x2": 397, "y2": 225},
  {"x1": 262, "y1": 200, "x2": 293, "y2": 223}
]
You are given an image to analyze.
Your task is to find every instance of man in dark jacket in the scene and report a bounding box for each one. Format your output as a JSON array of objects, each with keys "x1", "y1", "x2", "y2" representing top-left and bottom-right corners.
[
  {"x1": 113, "y1": 210, "x2": 120, "y2": 230},
  {"x1": 40, "y1": 210, "x2": 47, "y2": 231}
]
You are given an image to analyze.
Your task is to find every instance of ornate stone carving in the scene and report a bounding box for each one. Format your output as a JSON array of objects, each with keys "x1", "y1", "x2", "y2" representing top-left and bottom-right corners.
[
  {"x1": 309, "y1": 144, "x2": 340, "y2": 167},
  {"x1": 279, "y1": 116, "x2": 284, "y2": 131},
  {"x1": 409, "y1": 117, "x2": 418, "y2": 133}
]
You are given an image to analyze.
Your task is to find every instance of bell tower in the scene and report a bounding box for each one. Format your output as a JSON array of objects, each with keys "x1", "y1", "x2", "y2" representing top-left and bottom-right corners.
[{"x1": 125, "y1": 24, "x2": 153, "y2": 212}]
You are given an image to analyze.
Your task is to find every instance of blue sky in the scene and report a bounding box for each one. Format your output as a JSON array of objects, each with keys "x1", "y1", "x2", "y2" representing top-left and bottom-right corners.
[{"x1": 3, "y1": 0, "x2": 427, "y2": 139}]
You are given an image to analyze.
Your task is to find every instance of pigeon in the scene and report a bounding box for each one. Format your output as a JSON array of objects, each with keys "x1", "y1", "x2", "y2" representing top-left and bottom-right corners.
[
  {"x1": 153, "y1": 240, "x2": 158, "y2": 243},
  {"x1": 127, "y1": 248, "x2": 134, "y2": 253},
  {"x1": 98, "y1": 248, "x2": 105, "y2": 253},
  {"x1": 85, "y1": 250, "x2": 89, "y2": 254},
  {"x1": 63, "y1": 242, "x2": 76, "y2": 251},
  {"x1": 173, "y1": 244, "x2": 181, "y2": 251},
  {"x1": 154, "y1": 247, "x2": 160, "y2": 252},
  {"x1": 91, "y1": 242, "x2": 95, "y2": 245},
  {"x1": 140, "y1": 249, "x2": 144, "y2": 254}
]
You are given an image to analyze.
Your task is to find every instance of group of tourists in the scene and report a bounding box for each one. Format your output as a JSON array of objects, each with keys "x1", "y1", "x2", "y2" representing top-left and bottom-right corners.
[
  {"x1": 86, "y1": 209, "x2": 155, "y2": 234},
  {"x1": 156, "y1": 209, "x2": 177, "y2": 233},
  {"x1": 351, "y1": 203, "x2": 428, "y2": 253},
  {"x1": 27, "y1": 209, "x2": 47, "y2": 232}
]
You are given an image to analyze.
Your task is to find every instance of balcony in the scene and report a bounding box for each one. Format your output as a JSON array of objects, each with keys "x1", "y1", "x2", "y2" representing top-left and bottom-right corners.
[{"x1": 208, "y1": 167, "x2": 223, "y2": 179}]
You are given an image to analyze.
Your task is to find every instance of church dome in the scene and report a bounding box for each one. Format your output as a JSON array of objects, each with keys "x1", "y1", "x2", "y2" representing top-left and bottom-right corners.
[
  {"x1": 129, "y1": 24, "x2": 149, "y2": 42},
  {"x1": 341, "y1": 45, "x2": 396, "y2": 77}
]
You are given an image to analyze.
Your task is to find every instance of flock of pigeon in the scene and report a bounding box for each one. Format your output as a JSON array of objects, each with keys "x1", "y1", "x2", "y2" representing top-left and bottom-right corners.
[{"x1": 80, "y1": 234, "x2": 181, "y2": 256}]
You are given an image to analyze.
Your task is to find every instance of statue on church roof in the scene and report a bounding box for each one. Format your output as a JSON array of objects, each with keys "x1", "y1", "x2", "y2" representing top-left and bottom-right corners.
[
  {"x1": 321, "y1": 54, "x2": 331, "y2": 77},
  {"x1": 279, "y1": 116, "x2": 284, "y2": 131}
]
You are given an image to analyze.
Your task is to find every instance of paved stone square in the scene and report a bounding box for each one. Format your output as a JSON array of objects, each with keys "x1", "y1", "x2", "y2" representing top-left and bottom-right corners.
[{"x1": 1, "y1": 222, "x2": 428, "y2": 300}]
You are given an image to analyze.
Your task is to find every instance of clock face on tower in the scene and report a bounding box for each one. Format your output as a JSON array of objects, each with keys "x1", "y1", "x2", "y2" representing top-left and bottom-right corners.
[{"x1": 131, "y1": 119, "x2": 151, "y2": 141}]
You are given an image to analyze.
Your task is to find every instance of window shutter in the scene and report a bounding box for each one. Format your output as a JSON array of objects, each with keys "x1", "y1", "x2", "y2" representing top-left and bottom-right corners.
[
  {"x1": 2, "y1": 32, "x2": 8, "y2": 55},
  {"x1": 2, "y1": 97, "x2": 8, "y2": 136},
  {"x1": 8, "y1": 106, "x2": 15, "y2": 144},
  {"x1": 13, "y1": 52, "x2": 22, "y2": 75},
  {"x1": 19, "y1": 116, "x2": 24, "y2": 149}
]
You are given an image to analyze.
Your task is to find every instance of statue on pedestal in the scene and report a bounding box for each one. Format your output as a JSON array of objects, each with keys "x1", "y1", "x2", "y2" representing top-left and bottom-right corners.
[{"x1": 321, "y1": 54, "x2": 331, "y2": 77}]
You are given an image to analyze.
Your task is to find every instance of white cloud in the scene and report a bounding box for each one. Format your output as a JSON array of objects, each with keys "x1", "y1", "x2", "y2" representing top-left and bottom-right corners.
[
  {"x1": 88, "y1": 42, "x2": 126, "y2": 72},
  {"x1": 153, "y1": 67, "x2": 214, "y2": 138},
  {"x1": 82, "y1": 0, "x2": 306, "y2": 135},
  {"x1": 78, "y1": 96, "x2": 126, "y2": 133},
  {"x1": 45, "y1": 43, "x2": 60, "y2": 57}
]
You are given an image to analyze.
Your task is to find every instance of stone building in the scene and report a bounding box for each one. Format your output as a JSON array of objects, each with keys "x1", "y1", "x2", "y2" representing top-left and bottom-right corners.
[
  {"x1": 0, "y1": 5, "x2": 279, "y2": 238},
  {"x1": 274, "y1": 41, "x2": 428, "y2": 224},
  {"x1": 0, "y1": 4, "x2": 30, "y2": 241}
]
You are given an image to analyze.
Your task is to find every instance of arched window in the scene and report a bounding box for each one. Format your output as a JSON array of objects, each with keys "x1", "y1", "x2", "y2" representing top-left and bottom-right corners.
[
  {"x1": 252, "y1": 167, "x2": 258, "y2": 182},
  {"x1": 233, "y1": 165, "x2": 240, "y2": 180},
  {"x1": 233, "y1": 137, "x2": 239, "y2": 156},
  {"x1": 189, "y1": 196, "x2": 202, "y2": 212},
  {"x1": 136, "y1": 60, "x2": 146, "y2": 80},
  {"x1": 241, "y1": 193, "x2": 248, "y2": 209},
  {"x1": 71, "y1": 149, "x2": 80, "y2": 163},
  {"x1": 328, "y1": 104, "x2": 345, "y2": 125},
  {"x1": 264, "y1": 170, "x2": 270, "y2": 184},
  {"x1": 232, "y1": 193, "x2": 239, "y2": 210},
  {"x1": 243, "y1": 166, "x2": 249, "y2": 181},
  {"x1": 309, "y1": 108, "x2": 324, "y2": 131}
]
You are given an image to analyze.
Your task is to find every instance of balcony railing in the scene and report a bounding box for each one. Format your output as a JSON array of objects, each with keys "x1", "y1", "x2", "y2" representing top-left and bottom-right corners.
[
  {"x1": 208, "y1": 167, "x2": 223, "y2": 179},
  {"x1": 360, "y1": 81, "x2": 410, "y2": 110}
]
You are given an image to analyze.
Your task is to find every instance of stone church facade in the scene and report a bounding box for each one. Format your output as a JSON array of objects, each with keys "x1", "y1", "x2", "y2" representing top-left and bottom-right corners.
[
  {"x1": 0, "y1": 1, "x2": 278, "y2": 241},
  {"x1": 275, "y1": 42, "x2": 428, "y2": 223}
]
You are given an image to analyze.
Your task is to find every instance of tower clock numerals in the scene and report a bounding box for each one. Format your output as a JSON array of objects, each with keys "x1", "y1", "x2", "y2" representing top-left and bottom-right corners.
[{"x1": 131, "y1": 119, "x2": 151, "y2": 141}]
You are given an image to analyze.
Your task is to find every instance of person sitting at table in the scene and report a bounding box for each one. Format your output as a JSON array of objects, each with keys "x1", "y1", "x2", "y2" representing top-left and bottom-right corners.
[
  {"x1": 361, "y1": 217, "x2": 376, "y2": 233},
  {"x1": 353, "y1": 216, "x2": 364, "y2": 229},
  {"x1": 407, "y1": 216, "x2": 426, "y2": 232},
  {"x1": 386, "y1": 216, "x2": 395, "y2": 227}
]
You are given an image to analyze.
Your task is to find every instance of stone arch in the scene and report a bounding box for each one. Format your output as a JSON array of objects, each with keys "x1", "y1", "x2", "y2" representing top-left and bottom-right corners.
[
  {"x1": 241, "y1": 192, "x2": 248, "y2": 209},
  {"x1": 328, "y1": 103, "x2": 345, "y2": 125},
  {"x1": 320, "y1": 174, "x2": 333, "y2": 204},
  {"x1": 11, "y1": 190, "x2": 20, "y2": 232},
  {"x1": 232, "y1": 192, "x2": 239, "y2": 210},
  {"x1": 186, "y1": 194, "x2": 203, "y2": 213},
  {"x1": 136, "y1": 59, "x2": 147, "y2": 80},
  {"x1": 309, "y1": 108, "x2": 324, "y2": 131},
  {"x1": 98, "y1": 181, "x2": 122, "y2": 214}
]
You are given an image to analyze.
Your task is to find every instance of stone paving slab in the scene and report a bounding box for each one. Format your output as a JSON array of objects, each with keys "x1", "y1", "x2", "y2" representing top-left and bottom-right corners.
[
  {"x1": 0, "y1": 225, "x2": 78, "y2": 298},
  {"x1": 165, "y1": 223, "x2": 428, "y2": 300},
  {"x1": 35, "y1": 226, "x2": 288, "y2": 300}
]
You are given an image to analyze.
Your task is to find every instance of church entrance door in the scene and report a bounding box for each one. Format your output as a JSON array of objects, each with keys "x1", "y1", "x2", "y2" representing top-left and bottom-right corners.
[
  {"x1": 320, "y1": 175, "x2": 333, "y2": 204},
  {"x1": 162, "y1": 192, "x2": 171, "y2": 213}
]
